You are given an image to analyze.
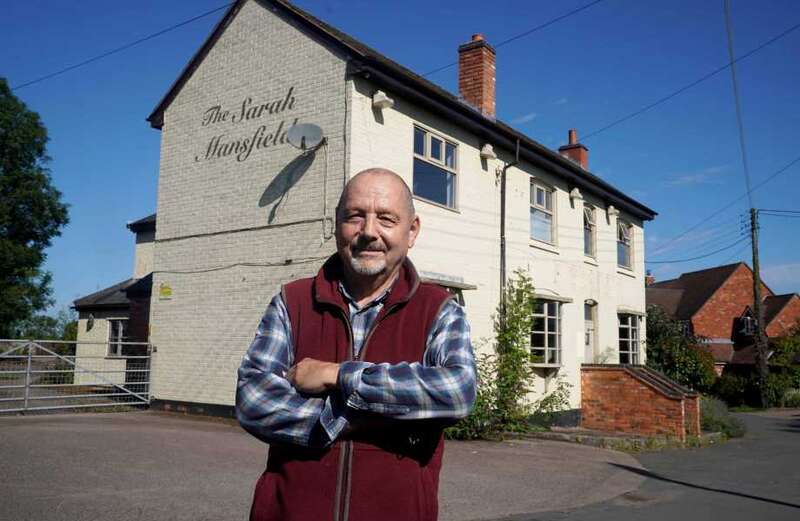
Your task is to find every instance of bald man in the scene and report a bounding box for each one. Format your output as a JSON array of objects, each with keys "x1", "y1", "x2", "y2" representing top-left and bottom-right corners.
[{"x1": 236, "y1": 168, "x2": 476, "y2": 521}]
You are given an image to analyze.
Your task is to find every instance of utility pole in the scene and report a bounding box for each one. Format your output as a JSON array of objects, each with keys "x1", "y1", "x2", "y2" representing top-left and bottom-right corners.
[{"x1": 750, "y1": 208, "x2": 769, "y2": 408}]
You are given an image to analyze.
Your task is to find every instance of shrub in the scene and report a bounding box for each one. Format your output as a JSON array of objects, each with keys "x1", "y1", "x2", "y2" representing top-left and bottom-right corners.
[
  {"x1": 700, "y1": 395, "x2": 746, "y2": 438},
  {"x1": 783, "y1": 389, "x2": 800, "y2": 408},
  {"x1": 445, "y1": 351, "x2": 501, "y2": 440},
  {"x1": 529, "y1": 375, "x2": 573, "y2": 428},
  {"x1": 712, "y1": 373, "x2": 751, "y2": 406}
]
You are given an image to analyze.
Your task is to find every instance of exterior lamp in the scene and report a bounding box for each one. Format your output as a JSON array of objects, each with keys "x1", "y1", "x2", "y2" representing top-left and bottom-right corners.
[
  {"x1": 480, "y1": 143, "x2": 497, "y2": 160},
  {"x1": 372, "y1": 90, "x2": 394, "y2": 110}
]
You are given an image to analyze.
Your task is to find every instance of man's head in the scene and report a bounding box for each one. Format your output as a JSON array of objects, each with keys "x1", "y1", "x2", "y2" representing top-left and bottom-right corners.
[{"x1": 335, "y1": 168, "x2": 419, "y2": 283}]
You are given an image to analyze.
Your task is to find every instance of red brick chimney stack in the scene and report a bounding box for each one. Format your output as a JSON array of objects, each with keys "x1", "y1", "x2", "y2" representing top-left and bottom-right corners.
[
  {"x1": 558, "y1": 128, "x2": 589, "y2": 169},
  {"x1": 458, "y1": 33, "x2": 496, "y2": 118}
]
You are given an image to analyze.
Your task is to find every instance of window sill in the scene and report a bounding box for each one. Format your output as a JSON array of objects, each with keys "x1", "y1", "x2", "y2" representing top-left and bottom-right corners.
[
  {"x1": 413, "y1": 195, "x2": 460, "y2": 214},
  {"x1": 583, "y1": 256, "x2": 598, "y2": 267},
  {"x1": 529, "y1": 239, "x2": 559, "y2": 255},
  {"x1": 531, "y1": 363, "x2": 561, "y2": 369},
  {"x1": 617, "y1": 267, "x2": 636, "y2": 278}
]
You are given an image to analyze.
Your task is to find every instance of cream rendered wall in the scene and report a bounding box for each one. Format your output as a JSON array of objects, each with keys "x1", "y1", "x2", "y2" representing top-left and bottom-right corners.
[
  {"x1": 75, "y1": 310, "x2": 127, "y2": 386},
  {"x1": 150, "y1": 0, "x2": 346, "y2": 406},
  {"x1": 133, "y1": 230, "x2": 155, "y2": 279},
  {"x1": 348, "y1": 77, "x2": 648, "y2": 408}
]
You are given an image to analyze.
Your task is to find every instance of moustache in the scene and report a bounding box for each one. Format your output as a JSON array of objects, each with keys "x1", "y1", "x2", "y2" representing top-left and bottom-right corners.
[{"x1": 351, "y1": 241, "x2": 386, "y2": 254}]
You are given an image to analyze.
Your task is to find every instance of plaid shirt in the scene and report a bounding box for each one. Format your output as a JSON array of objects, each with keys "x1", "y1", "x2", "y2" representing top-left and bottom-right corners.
[{"x1": 236, "y1": 281, "x2": 476, "y2": 448}]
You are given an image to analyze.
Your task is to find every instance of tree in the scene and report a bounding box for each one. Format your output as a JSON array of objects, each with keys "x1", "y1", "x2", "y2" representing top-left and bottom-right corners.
[
  {"x1": 0, "y1": 77, "x2": 69, "y2": 338},
  {"x1": 646, "y1": 305, "x2": 716, "y2": 392}
]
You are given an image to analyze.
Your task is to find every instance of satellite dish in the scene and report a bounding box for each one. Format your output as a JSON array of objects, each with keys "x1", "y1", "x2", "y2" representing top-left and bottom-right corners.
[{"x1": 287, "y1": 123, "x2": 324, "y2": 151}]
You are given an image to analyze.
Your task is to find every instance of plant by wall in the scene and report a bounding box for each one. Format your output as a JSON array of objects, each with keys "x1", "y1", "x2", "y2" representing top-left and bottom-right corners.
[{"x1": 645, "y1": 305, "x2": 716, "y2": 392}]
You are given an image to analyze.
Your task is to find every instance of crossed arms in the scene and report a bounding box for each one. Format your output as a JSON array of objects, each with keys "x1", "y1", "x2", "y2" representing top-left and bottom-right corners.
[{"x1": 235, "y1": 294, "x2": 477, "y2": 447}]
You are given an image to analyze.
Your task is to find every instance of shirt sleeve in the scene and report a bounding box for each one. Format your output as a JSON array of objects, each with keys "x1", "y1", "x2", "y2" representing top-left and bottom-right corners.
[
  {"x1": 235, "y1": 293, "x2": 349, "y2": 447},
  {"x1": 336, "y1": 299, "x2": 477, "y2": 420}
]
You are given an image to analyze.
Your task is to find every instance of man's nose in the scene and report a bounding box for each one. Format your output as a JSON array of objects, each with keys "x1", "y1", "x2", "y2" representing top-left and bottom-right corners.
[{"x1": 361, "y1": 214, "x2": 379, "y2": 240}]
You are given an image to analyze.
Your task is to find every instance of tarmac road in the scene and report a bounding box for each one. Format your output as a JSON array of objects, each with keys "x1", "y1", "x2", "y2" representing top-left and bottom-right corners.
[
  {"x1": 0, "y1": 411, "x2": 643, "y2": 521},
  {"x1": 527, "y1": 410, "x2": 800, "y2": 521}
]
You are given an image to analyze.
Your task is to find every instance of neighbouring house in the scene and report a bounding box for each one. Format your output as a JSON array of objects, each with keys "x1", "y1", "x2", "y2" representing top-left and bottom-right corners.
[
  {"x1": 646, "y1": 262, "x2": 800, "y2": 375},
  {"x1": 77, "y1": 0, "x2": 668, "y2": 424},
  {"x1": 72, "y1": 215, "x2": 154, "y2": 384}
]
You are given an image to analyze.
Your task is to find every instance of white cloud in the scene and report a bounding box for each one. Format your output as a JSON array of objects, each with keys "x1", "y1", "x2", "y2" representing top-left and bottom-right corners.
[
  {"x1": 511, "y1": 111, "x2": 537, "y2": 124},
  {"x1": 665, "y1": 165, "x2": 729, "y2": 187}
]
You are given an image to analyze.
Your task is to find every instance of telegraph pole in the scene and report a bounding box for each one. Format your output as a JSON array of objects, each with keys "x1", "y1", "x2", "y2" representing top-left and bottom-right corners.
[{"x1": 750, "y1": 208, "x2": 769, "y2": 408}]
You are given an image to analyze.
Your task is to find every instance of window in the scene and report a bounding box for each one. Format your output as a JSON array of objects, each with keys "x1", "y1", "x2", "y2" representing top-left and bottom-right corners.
[
  {"x1": 618, "y1": 314, "x2": 640, "y2": 364},
  {"x1": 108, "y1": 319, "x2": 128, "y2": 357},
  {"x1": 583, "y1": 205, "x2": 596, "y2": 257},
  {"x1": 531, "y1": 301, "x2": 561, "y2": 365},
  {"x1": 617, "y1": 221, "x2": 633, "y2": 268},
  {"x1": 413, "y1": 127, "x2": 456, "y2": 208},
  {"x1": 530, "y1": 182, "x2": 555, "y2": 243}
]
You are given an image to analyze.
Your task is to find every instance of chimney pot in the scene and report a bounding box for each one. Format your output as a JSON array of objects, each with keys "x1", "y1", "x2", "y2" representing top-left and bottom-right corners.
[
  {"x1": 558, "y1": 128, "x2": 589, "y2": 170},
  {"x1": 472, "y1": 33, "x2": 484, "y2": 42}
]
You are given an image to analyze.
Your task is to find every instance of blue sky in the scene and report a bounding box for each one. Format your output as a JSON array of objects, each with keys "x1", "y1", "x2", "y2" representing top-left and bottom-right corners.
[{"x1": 2, "y1": 0, "x2": 798, "y2": 314}]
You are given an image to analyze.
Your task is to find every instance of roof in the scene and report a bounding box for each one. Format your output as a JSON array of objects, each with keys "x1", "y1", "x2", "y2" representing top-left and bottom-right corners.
[
  {"x1": 649, "y1": 263, "x2": 746, "y2": 320},
  {"x1": 698, "y1": 342, "x2": 734, "y2": 364},
  {"x1": 73, "y1": 274, "x2": 153, "y2": 310},
  {"x1": 146, "y1": 0, "x2": 656, "y2": 222},
  {"x1": 764, "y1": 293, "x2": 798, "y2": 325},
  {"x1": 646, "y1": 287, "x2": 684, "y2": 317},
  {"x1": 127, "y1": 213, "x2": 156, "y2": 234}
]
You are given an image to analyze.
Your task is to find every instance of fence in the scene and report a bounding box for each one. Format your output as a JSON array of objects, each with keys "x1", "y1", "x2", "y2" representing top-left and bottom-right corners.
[{"x1": 0, "y1": 340, "x2": 152, "y2": 414}]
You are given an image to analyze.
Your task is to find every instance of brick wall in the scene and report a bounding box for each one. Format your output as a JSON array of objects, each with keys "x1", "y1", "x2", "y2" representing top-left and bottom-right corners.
[
  {"x1": 692, "y1": 264, "x2": 772, "y2": 339},
  {"x1": 766, "y1": 295, "x2": 800, "y2": 338},
  {"x1": 581, "y1": 366, "x2": 694, "y2": 441}
]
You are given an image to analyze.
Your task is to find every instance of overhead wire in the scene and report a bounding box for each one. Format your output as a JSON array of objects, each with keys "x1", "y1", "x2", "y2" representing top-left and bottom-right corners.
[
  {"x1": 645, "y1": 236, "x2": 750, "y2": 264},
  {"x1": 12, "y1": 2, "x2": 234, "y2": 91}
]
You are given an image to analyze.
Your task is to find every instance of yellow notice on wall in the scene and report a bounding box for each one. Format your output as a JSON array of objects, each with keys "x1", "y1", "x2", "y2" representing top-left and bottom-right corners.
[{"x1": 159, "y1": 283, "x2": 173, "y2": 300}]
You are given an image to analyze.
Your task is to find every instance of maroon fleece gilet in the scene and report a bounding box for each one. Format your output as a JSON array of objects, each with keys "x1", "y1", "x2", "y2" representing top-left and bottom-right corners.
[{"x1": 249, "y1": 256, "x2": 453, "y2": 521}]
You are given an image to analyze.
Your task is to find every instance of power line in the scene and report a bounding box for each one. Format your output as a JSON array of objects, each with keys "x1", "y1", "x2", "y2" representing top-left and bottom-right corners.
[
  {"x1": 583, "y1": 20, "x2": 800, "y2": 140},
  {"x1": 760, "y1": 212, "x2": 800, "y2": 219},
  {"x1": 645, "y1": 236, "x2": 750, "y2": 264},
  {"x1": 12, "y1": 3, "x2": 234, "y2": 91},
  {"x1": 719, "y1": 238, "x2": 752, "y2": 265},
  {"x1": 758, "y1": 208, "x2": 800, "y2": 214},
  {"x1": 421, "y1": 0, "x2": 605, "y2": 77},
  {"x1": 648, "y1": 155, "x2": 800, "y2": 256},
  {"x1": 723, "y1": 0, "x2": 755, "y2": 207}
]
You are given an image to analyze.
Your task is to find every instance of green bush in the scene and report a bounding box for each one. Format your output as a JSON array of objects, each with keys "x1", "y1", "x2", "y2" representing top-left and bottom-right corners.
[
  {"x1": 712, "y1": 374, "x2": 751, "y2": 406},
  {"x1": 700, "y1": 395, "x2": 746, "y2": 438},
  {"x1": 528, "y1": 375, "x2": 573, "y2": 428},
  {"x1": 783, "y1": 389, "x2": 800, "y2": 408}
]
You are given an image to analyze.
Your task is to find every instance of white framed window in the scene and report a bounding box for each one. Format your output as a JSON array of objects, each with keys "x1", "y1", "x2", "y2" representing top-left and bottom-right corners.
[
  {"x1": 413, "y1": 126, "x2": 457, "y2": 208},
  {"x1": 617, "y1": 220, "x2": 633, "y2": 269},
  {"x1": 107, "y1": 318, "x2": 128, "y2": 357},
  {"x1": 530, "y1": 181, "x2": 555, "y2": 244},
  {"x1": 618, "y1": 314, "x2": 640, "y2": 364},
  {"x1": 531, "y1": 300, "x2": 561, "y2": 365},
  {"x1": 583, "y1": 205, "x2": 596, "y2": 257}
]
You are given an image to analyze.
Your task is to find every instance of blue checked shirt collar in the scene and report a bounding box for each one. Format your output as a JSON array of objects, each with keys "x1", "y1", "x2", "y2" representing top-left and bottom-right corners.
[{"x1": 337, "y1": 279, "x2": 395, "y2": 358}]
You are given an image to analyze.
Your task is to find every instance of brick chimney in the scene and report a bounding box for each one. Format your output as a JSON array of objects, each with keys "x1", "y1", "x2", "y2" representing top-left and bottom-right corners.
[
  {"x1": 558, "y1": 129, "x2": 589, "y2": 169},
  {"x1": 645, "y1": 270, "x2": 655, "y2": 286},
  {"x1": 458, "y1": 34, "x2": 496, "y2": 118}
]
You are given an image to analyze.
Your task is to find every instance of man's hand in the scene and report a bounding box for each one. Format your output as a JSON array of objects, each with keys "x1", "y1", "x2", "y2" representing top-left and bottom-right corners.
[{"x1": 287, "y1": 358, "x2": 340, "y2": 394}]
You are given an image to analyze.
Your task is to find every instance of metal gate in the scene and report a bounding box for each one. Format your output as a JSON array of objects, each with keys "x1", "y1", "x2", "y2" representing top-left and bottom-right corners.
[{"x1": 0, "y1": 340, "x2": 151, "y2": 414}]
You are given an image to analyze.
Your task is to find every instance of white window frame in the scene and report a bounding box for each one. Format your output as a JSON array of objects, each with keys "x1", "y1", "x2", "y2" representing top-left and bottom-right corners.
[
  {"x1": 618, "y1": 314, "x2": 640, "y2": 364},
  {"x1": 531, "y1": 300, "x2": 561, "y2": 365},
  {"x1": 530, "y1": 180, "x2": 556, "y2": 244},
  {"x1": 583, "y1": 205, "x2": 596, "y2": 258},
  {"x1": 617, "y1": 220, "x2": 633, "y2": 269},
  {"x1": 412, "y1": 126, "x2": 458, "y2": 209},
  {"x1": 107, "y1": 318, "x2": 128, "y2": 357}
]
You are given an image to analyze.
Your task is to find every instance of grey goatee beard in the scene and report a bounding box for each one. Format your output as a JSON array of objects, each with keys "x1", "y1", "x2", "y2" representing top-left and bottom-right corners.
[{"x1": 349, "y1": 255, "x2": 386, "y2": 276}]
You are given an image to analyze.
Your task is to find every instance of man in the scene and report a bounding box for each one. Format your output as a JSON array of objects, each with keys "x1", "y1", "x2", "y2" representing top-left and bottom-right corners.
[{"x1": 236, "y1": 167, "x2": 476, "y2": 521}]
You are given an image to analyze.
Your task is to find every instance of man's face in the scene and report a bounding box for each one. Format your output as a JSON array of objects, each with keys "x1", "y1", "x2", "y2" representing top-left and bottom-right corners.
[{"x1": 335, "y1": 173, "x2": 420, "y2": 280}]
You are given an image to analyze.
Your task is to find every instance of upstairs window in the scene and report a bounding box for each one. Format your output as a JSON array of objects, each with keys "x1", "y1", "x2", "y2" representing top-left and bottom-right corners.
[
  {"x1": 618, "y1": 314, "x2": 640, "y2": 364},
  {"x1": 107, "y1": 318, "x2": 129, "y2": 357},
  {"x1": 531, "y1": 300, "x2": 561, "y2": 365},
  {"x1": 583, "y1": 205, "x2": 596, "y2": 257},
  {"x1": 617, "y1": 221, "x2": 633, "y2": 268},
  {"x1": 413, "y1": 127, "x2": 456, "y2": 208},
  {"x1": 530, "y1": 182, "x2": 555, "y2": 244}
]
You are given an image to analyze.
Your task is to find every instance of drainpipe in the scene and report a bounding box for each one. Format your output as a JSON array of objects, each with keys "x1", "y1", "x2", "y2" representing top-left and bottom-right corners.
[{"x1": 500, "y1": 139, "x2": 520, "y2": 323}]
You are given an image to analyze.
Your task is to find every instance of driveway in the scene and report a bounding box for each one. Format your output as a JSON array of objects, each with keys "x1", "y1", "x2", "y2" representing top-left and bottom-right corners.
[
  {"x1": 0, "y1": 411, "x2": 643, "y2": 521},
  {"x1": 531, "y1": 410, "x2": 800, "y2": 521}
]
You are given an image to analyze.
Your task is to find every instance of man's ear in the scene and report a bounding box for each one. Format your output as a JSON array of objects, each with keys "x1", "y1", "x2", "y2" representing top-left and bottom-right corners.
[{"x1": 408, "y1": 215, "x2": 420, "y2": 249}]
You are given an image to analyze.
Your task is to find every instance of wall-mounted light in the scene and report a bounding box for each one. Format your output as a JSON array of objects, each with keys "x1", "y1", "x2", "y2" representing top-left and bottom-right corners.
[
  {"x1": 569, "y1": 187, "x2": 583, "y2": 201},
  {"x1": 480, "y1": 143, "x2": 497, "y2": 160},
  {"x1": 585, "y1": 298, "x2": 597, "y2": 306},
  {"x1": 372, "y1": 90, "x2": 394, "y2": 110},
  {"x1": 607, "y1": 205, "x2": 619, "y2": 218}
]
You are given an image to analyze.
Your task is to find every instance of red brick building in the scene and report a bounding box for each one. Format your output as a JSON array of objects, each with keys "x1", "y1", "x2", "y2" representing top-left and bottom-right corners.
[{"x1": 646, "y1": 262, "x2": 800, "y2": 374}]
